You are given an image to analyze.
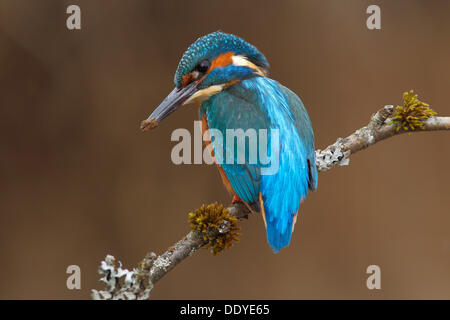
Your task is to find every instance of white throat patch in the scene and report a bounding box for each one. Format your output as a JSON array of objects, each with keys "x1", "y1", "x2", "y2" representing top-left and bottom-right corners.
[{"x1": 182, "y1": 84, "x2": 224, "y2": 106}]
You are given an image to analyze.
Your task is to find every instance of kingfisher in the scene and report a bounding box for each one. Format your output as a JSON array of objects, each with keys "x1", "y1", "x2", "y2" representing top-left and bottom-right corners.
[{"x1": 141, "y1": 31, "x2": 317, "y2": 253}]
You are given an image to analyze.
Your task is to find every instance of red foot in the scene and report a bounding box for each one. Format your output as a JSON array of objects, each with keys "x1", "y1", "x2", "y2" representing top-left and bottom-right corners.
[{"x1": 232, "y1": 195, "x2": 243, "y2": 204}]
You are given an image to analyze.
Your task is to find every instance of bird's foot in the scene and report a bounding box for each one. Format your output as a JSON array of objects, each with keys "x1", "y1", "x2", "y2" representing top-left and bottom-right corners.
[
  {"x1": 232, "y1": 195, "x2": 243, "y2": 204},
  {"x1": 231, "y1": 195, "x2": 250, "y2": 219}
]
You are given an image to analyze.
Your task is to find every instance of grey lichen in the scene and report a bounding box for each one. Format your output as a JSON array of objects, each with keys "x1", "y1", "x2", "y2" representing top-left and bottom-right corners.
[
  {"x1": 91, "y1": 254, "x2": 153, "y2": 300},
  {"x1": 150, "y1": 256, "x2": 171, "y2": 275},
  {"x1": 370, "y1": 105, "x2": 394, "y2": 128},
  {"x1": 354, "y1": 128, "x2": 375, "y2": 147},
  {"x1": 316, "y1": 138, "x2": 350, "y2": 172},
  {"x1": 316, "y1": 105, "x2": 396, "y2": 172}
]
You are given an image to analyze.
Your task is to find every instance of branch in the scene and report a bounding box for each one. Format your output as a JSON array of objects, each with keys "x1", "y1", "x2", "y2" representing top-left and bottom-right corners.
[
  {"x1": 92, "y1": 104, "x2": 450, "y2": 300},
  {"x1": 316, "y1": 105, "x2": 450, "y2": 171}
]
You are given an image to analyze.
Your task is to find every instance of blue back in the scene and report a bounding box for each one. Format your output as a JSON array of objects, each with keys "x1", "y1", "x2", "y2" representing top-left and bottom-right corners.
[{"x1": 201, "y1": 77, "x2": 317, "y2": 252}]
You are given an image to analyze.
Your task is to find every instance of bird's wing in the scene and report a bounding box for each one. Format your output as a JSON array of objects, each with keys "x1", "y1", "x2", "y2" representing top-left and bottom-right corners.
[
  {"x1": 279, "y1": 85, "x2": 318, "y2": 190},
  {"x1": 201, "y1": 84, "x2": 271, "y2": 204}
]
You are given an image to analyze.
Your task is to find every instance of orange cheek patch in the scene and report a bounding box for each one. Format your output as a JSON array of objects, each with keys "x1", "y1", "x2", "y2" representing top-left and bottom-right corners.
[
  {"x1": 182, "y1": 74, "x2": 193, "y2": 87},
  {"x1": 209, "y1": 51, "x2": 234, "y2": 72}
]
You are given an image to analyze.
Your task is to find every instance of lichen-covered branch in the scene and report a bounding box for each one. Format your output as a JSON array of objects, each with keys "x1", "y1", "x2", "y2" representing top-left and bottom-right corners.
[
  {"x1": 92, "y1": 91, "x2": 450, "y2": 300},
  {"x1": 91, "y1": 203, "x2": 250, "y2": 300},
  {"x1": 316, "y1": 106, "x2": 450, "y2": 172}
]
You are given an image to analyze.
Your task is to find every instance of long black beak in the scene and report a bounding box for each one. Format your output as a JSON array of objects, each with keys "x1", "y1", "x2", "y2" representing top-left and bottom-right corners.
[{"x1": 140, "y1": 81, "x2": 198, "y2": 131}]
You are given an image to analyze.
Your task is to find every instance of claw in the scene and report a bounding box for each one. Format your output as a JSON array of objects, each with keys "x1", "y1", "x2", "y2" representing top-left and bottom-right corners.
[{"x1": 232, "y1": 195, "x2": 242, "y2": 204}]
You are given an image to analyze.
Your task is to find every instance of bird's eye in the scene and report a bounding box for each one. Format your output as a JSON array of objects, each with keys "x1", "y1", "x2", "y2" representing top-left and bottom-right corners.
[{"x1": 195, "y1": 59, "x2": 210, "y2": 74}]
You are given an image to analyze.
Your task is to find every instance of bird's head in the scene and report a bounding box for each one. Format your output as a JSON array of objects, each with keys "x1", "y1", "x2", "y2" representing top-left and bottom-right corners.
[{"x1": 141, "y1": 31, "x2": 269, "y2": 131}]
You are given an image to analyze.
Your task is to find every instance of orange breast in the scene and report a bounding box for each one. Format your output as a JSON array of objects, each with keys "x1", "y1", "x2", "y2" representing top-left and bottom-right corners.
[{"x1": 201, "y1": 114, "x2": 234, "y2": 195}]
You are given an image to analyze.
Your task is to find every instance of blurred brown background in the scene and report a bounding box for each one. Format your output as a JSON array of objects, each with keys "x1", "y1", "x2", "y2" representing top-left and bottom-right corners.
[{"x1": 0, "y1": 0, "x2": 449, "y2": 299}]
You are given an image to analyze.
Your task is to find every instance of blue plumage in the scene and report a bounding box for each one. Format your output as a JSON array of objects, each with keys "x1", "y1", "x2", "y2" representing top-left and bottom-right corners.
[
  {"x1": 146, "y1": 31, "x2": 317, "y2": 253},
  {"x1": 202, "y1": 77, "x2": 316, "y2": 252},
  {"x1": 199, "y1": 65, "x2": 255, "y2": 89}
]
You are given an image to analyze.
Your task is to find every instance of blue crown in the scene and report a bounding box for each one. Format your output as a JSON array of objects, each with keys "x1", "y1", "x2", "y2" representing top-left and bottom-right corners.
[{"x1": 174, "y1": 31, "x2": 269, "y2": 88}]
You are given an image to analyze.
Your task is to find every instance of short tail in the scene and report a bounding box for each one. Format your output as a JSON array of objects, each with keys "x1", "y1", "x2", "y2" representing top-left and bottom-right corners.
[
  {"x1": 266, "y1": 220, "x2": 294, "y2": 253},
  {"x1": 259, "y1": 193, "x2": 296, "y2": 253}
]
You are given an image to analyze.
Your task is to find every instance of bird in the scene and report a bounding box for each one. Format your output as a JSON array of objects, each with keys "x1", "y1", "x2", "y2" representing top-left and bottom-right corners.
[{"x1": 141, "y1": 31, "x2": 317, "y2": 253}]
